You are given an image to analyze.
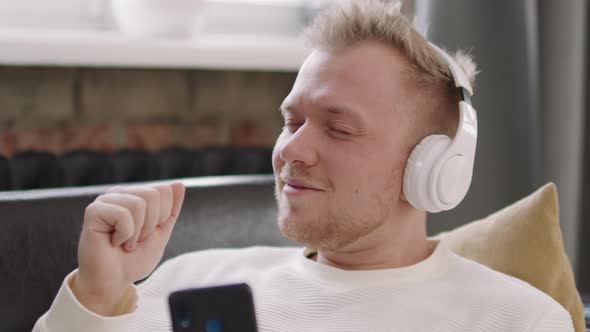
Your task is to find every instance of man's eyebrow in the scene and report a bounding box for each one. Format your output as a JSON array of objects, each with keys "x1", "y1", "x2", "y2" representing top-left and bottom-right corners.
[
  {"x1": 320, "y1": 106, "x2": 365, "y2": 124},
  {"x1": 279, "y1": 105, "x2": 364, "y2": 124},
  {"x1": 280, "y1": 104, "x2": 363, "y2": 119},
  {"x1": 321, "y1": 106, "x2": 355, "y2": 116}
]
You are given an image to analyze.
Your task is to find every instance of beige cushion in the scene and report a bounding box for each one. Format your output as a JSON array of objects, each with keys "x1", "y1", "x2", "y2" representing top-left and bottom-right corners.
[{"x1": 436, "y1": 183, "x2": 584, "y2": 332}]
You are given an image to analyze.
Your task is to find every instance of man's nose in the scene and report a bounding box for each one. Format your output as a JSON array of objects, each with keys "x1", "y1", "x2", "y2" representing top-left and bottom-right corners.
[{"x1": 278, "y1": 124, "x2": 319, "y2": 167}]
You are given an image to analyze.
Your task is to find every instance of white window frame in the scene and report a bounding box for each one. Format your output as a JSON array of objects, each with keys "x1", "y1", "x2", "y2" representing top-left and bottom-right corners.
[{"x1": 0, "y1": 0, "x2": 328, "y2": 36}]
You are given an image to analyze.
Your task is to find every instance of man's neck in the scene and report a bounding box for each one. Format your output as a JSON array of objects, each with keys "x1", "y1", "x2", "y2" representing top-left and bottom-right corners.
[{"x1": 315, "y1": 209, "x2": 431, "y2": 270}]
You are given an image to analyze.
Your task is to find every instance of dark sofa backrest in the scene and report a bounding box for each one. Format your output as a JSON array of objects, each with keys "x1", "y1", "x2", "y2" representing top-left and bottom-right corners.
[{"x1": 0, "y1": 175, "x2": 293, "y2": 331}]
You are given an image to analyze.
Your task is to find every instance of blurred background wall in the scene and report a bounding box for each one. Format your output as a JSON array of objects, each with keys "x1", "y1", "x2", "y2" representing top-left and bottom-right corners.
[{"x1": 0, "y1": 68, "x2": 295, "y2": 154}]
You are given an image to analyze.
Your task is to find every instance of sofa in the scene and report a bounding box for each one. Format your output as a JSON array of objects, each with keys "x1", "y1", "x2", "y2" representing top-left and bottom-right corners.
[
  {"x1": 0, "y1": 175, "x2": 588, "y2": 331},
  {"x1": 0, "y1": 147, "x2": 273, "y2": 191}
]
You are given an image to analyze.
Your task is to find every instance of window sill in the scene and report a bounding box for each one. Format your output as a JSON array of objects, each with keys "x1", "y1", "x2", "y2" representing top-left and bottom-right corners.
[{"x1": 0, "y1": 28, "x2": 308, "y2": 71}]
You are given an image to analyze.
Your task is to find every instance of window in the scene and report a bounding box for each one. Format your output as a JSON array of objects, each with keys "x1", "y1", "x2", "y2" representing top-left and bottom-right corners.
[{"x1": 0, "y1": 0, "x2": 339, "y2": 37}]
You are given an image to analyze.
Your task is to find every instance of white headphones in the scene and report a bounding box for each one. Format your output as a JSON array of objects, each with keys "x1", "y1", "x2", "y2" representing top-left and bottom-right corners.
[{"x1": 402, "y1": 43, "x2": 478, "y2": 213}]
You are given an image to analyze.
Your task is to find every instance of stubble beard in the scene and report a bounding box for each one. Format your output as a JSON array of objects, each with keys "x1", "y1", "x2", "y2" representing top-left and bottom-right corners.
[{"x1": 274, "y1": 184, "x2": 395, "y2": 252}]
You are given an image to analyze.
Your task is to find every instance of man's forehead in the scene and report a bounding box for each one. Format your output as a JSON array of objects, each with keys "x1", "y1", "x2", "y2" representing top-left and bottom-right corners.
[
  {"x1": 301, "y1": 43, "x2": 410, "y2": 80},
  {"x1": 286, "y1": 43, "x2": 410, "y2": 112}
]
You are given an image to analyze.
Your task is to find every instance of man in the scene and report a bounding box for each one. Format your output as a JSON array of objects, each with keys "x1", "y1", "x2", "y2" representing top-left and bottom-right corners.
[{"x1": 34, "y1": 1, "x2": 573, "y2": 331}]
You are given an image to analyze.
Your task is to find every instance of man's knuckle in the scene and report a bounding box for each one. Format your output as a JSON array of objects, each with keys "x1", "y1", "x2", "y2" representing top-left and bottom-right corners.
[
  {"x1": 129, "y1": 196, "x2": 147, "y2": 217},
  {"x1": 111, "y1": 205, "x2": 129, "y2": 220},
  {"x1": 84, "y1": 202, "x2": 99, "y2": 218},
  {"x1": 145, "y1": 187, "x2": 160, "y2": 200}
]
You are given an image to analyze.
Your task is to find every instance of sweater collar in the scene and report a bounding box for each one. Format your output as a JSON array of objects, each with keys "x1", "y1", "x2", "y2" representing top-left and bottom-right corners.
[{"x1": 295, "y1": 240, "x2": 449, "y2": 285}]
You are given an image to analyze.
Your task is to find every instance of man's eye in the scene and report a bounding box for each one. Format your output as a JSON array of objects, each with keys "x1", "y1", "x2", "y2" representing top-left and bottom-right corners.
[
  {"x1": 329, "y1": 128, "x2": 351, "y2": 136},
  {"x1": 283, "y1": 123, "x2": 302, "y2": 132}
]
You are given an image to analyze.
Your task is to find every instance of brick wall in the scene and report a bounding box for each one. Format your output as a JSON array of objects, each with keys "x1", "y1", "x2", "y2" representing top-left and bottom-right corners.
[{"x1": 0, "y1": 67, "x2": 296, "y2": 157}]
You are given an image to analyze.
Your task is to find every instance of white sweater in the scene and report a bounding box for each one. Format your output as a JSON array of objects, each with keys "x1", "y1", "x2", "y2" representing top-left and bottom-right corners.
[{"x1": 34, "y1": 241, "x2": 573, "y2": 332}]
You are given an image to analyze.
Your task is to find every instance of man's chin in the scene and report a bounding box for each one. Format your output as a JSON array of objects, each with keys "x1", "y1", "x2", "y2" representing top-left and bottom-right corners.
[
  {"x1": 278, "y1": 216, "x2": 318, "y2": 246},
  {"x1": 277, "y1": 216, "x2": 350, "y2": 251}
]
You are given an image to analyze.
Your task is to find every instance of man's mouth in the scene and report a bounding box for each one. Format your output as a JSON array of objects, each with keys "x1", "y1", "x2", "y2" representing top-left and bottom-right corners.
[{"x1": 281, "y1": 177, "x2": 324, "y2": 193}]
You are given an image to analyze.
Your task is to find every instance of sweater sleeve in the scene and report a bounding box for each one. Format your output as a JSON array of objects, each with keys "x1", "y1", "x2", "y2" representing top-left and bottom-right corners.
[
  {"x1": 531, "y1": 306, "x2": 574, "y2": 332},
  {"x1": 32, "y1": 270, "x2": 138, "y2": 332}
]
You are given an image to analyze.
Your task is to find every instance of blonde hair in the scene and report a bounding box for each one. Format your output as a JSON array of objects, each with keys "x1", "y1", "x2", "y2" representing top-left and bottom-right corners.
[{"x1": 303, "y1": 0, "x2": 478, "y2": 143}]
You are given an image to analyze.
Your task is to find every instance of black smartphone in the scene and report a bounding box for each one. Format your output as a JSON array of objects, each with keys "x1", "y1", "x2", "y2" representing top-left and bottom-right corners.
[{"x1": 168, "y1": 283, "x2": 259, "y2": 332}]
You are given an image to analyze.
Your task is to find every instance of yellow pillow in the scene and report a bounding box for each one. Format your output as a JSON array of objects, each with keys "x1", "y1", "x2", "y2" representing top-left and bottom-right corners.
[{"x1": 436, "y1": 183, "x2": 584, "y2": 332}]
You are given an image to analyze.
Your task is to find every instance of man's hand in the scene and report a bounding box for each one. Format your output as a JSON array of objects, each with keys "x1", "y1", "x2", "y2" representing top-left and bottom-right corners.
[{"x1": 71, "y1": 182, "x2": 185, "y2": 316}]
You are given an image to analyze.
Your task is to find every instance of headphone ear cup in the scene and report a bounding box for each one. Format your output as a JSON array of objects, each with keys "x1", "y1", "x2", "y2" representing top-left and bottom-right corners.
[{"x1": 403, "y1": 135, "x2": 452, "y2": 212}]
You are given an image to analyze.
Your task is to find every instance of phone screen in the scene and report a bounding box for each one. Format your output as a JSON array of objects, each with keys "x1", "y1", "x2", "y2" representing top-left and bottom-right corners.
[{"x1": 168, "y1": 283, "x2": 258, "y2": 332}]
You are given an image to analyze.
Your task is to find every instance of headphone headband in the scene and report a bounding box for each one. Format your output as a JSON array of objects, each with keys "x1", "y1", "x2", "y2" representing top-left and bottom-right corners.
[{"x1": 428, "y1": 42, "x2": 473, "y2": 96}]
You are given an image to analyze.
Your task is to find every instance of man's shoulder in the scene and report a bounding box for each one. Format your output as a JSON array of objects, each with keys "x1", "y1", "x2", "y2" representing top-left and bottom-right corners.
[
  {"x1": 445, "y1": 251, "x2": 564, "y2": 311},
  {"x1": 438, "y1": 252, "x2": 573, "y2": 329}
]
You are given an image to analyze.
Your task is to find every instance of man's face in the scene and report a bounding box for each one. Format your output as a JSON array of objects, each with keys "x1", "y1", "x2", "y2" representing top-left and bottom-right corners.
[{"x1": 273, "y1": 42, "x2": 415, "y2": 251}]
